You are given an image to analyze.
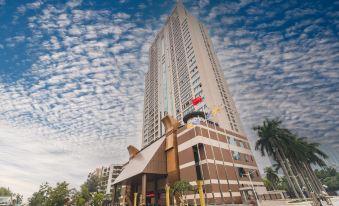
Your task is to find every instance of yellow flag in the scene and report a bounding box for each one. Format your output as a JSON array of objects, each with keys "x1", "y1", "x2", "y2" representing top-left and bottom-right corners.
[{"x1": 211, "y1": 106, "x2": 221, "y2": 116}]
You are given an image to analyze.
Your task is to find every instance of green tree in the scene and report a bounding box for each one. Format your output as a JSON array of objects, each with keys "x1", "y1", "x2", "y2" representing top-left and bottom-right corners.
[
  {"x1": 45, "y1": 181, "x2": 70, "y2": 206},
  {"x1": 281, "y1": 135, "x2": 328, "y2": 195},
  {"x1": 315, "y1": 167, "x2": 336, "y2": 179},
  {"x1": 277, "y1": 176, "x2": 290, "y2": 191},
  {"x1": 323, "y1": 173, "x2": 339, "y2": 192},
  {"x1": 262, "y1": 178, "x2": 274, "y2": 191},
  {"x1": 72, "y1": 184, "x2": 91, "y2": 206},
  {"x1": 0, "y1": 187, "x2": 12, "y2": 196},
  {"x1": 315, "y1": 167, "x2": 339, "y2": 192},
  {"x1": 253, "y1": 118, "x2": 300, "y2": 198},
  {"x1": 15, "y1": 193, "x2": 23, "y2": 204},
  {"x1": 172, "y1": 180, "x2": 193, "y2": 205},
  {"x1": 86, "y1": 175, "x2": 102, "y2": 193},
  {"x1": 76, "y1": 197, "x2": 86, "y2": 206},
  {"x1": 79, "y1": 183, "x2": 91, "y2": 202},
  {"x1": 29, "y1": 182, "x2": 50, "y2": 206},
  {"x1": 28, "y1": 182, "x2": 72, "y2": 206},
  {"x1": 264, "y1": 167, "x2": 280, "y2": 190},
  {"x1": 253, "y1": 118, "x2": 328, "y2": 198},
  {"x1": 92, "y1": 192, "x2": 104, "y2": 206}
]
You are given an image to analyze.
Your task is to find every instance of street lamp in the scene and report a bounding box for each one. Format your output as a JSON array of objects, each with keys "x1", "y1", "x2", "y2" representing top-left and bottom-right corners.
[{"x1": 243, "y1": 170, "x2": 261, "y2": 206}]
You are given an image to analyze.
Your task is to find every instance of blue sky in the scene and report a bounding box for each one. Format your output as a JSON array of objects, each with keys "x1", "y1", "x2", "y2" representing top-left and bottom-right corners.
[{"x1": 0, "y1": 0, "x2": 338, "y2": 198}]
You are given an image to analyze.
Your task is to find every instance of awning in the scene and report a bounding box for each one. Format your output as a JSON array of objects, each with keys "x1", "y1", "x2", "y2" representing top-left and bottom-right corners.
[{"x1": 113, "y1": 136, "x2": 167, "y2": 185}]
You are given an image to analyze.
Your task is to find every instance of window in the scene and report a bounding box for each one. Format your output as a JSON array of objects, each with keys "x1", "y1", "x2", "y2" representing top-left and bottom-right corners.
[
  {"x1": 183, "y1": 106, "x2": 194, "y2": 116},
  {"x1": 228, "y1": 136, "x2": 236, "y2": 145},
  {"x1": 161, "y1": 37, "x2": 165, "y2": 55},
  {"x1": 195, "y1": 90, "x2": 203, "y2": 98},
  {"x1": 238, "y1": 167, "x2": 245, "y2": 177},
  {"x1": 197, "y1": 104, "x2": 207, "y2": 112},
  {"x1": 244, "y1": 154, "x2": 249, "y2": 162},
  {"x1": 190, "y1": 66, "x2": 198, "y2": 74},
  {"x1": 191, "y1": 71, "x2": 199, "y2": 80},
  {"x1": 194, "y1": 84, "x2": 202, "y2": 92},
  {"x1": 192, "y1": 77, "x2": 200, "y2": 85},
  {"x1": 232, "y1": 151, "x2": 241, "y2": 160},
  {"x1": 239, "y1": 141, "x2": 244, "y2": 148}
]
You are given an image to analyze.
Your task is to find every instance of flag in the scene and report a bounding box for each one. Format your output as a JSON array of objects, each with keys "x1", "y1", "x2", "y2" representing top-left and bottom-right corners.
[
  {"x1": 192, "y1": 97, "x2": 202, "y2": 105},
  {"x1": 211, "y1": 106, "x2": 221, "y2": 116}
]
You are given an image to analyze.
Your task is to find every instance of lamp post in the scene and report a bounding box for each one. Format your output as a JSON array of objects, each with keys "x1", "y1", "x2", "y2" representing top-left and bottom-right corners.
[{"x1": 243, "y1": 170, "x2": 261, "y2": 206}]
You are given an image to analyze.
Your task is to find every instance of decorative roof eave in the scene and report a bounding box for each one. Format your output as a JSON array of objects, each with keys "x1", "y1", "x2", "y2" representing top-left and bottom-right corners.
[{"x1": 113, "y1": 136, "x2": 167, "y2": 185}]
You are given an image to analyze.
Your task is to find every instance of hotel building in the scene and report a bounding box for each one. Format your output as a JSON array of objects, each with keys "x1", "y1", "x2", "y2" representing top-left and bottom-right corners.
[
  {"x1": 142, "y1": 2, "x2": 242, "y2": 147},
  {"x1": 112, "y1": 2, "x2": 276, "y2": 205}
]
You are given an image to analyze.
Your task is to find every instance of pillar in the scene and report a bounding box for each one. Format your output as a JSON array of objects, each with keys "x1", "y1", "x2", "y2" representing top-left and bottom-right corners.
[
  {"x1": 142, "y1": 174, "x2": 147, "y2": 206},
  {"x1": 161, "y1": 115, "x2": 180, "y2": 185},
  {"x1": 154, "y1": 179, "x2": 158, "y2": 206},
  {"x1": 111, "y1": 185, "x2": 117, "y2": 206}
]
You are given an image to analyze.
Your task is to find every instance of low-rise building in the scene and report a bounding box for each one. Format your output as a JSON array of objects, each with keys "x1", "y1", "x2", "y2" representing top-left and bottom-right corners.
[{"x1": 112, "y1": 115, "x2": 272, "y2": 205}]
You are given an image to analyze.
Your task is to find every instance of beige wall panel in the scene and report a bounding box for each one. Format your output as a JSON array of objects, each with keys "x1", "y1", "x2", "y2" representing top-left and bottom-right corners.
[
  {"x1": 217, "y1": 133, "x2": 227, "y2": 143},
  {"x1": 217, "y1": 164, "x2": 227, "y2": 179},
  {"x1": 201, "y1": 128, "x2": 208, "y2": 137},
  {"x1": 178, "y1": 147, "x2": 194, "y2": 165},
  {"x1": 200, "y1": 164, "x2": 210, "y2": 179},
  {"x1": 225, "y1": 166, "x2": 238, "y2": 180},
  {"x1": 209, "y1": 131, "x2": 218, "y2": 140},
  {"x1": 195, "y1": 127, "x2": 201, "y2": 136},
  {"x1": 177, "y1": 129, "x2": 195, "y2": 144},
  {"x1": 179, "y1": 166, "x2": 197, "y2": 182}
]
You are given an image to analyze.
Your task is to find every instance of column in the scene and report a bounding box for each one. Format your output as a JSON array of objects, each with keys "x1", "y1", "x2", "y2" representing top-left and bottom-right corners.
[{"x1": 142, "y1": 174, "x2": 147, "y2": 206}]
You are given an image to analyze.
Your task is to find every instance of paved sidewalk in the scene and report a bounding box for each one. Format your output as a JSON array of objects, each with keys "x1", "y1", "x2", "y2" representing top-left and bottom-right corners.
[{"x1": 259, "y1": 196, "x2": 339, "y2": 206}]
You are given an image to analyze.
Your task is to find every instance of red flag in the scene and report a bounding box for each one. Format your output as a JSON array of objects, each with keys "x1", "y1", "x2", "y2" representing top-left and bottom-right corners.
[{"x1": 192, "y1": 97, "x2": 202, "y2": 105}]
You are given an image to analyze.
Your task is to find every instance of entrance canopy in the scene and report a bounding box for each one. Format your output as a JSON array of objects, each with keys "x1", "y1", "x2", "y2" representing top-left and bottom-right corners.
[{"x1": 113, "y1": 136, "x2": 167, "y2": 185}]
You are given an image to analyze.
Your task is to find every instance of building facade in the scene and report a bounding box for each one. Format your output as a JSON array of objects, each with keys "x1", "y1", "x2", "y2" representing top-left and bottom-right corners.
[
  {"x1": 176, "y1": 118, "x2": 264, "y2": 204},
  {"x1": 142, "y1": 2, "x2": 242, "y2": 148},
  {"x1": 112, "y1": 2, "x2": 272, "y2": 205},
  {"x1": 113, "y1": 114, "x2": 272, "y2": 205}
]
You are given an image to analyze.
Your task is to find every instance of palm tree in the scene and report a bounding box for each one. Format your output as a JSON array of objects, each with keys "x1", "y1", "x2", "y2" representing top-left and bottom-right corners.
[
  {"x1": 283, "y1": 136, "x2": 312, "y2": 196},
  {"x1": 303, "y1": 141, "x2": 328, "y2": 193},
  {"x1": 254, "y1": 118, "x2": 328, "y2": 199},
  {"x1": 284, "y1": 136, "x2": 328, "y2": 194},
  {"x1": 264, "y1": 167, "x2": 279, "y2": 190},
  {"x1": 253, "y1": 118, "x2": 301, "y2": 198}
]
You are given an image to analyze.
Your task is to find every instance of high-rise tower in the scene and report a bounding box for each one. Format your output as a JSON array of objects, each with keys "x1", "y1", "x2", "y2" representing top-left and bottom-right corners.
[
  {"x1": 142, "y1": 2, "x2": 243, "y2": 147},
  {"x1": 113, "y1": 3, "x2": 267, "y2": 205}
]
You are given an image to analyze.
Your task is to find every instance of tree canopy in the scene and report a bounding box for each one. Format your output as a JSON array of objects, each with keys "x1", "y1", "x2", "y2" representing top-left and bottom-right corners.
[
  {"x1": 315, "y1": 167, "x2": 339, "y2": 192},
  {"x1": 0, "y1": 187, "x2": 12, "y2": 196},
  {"x1": 28, "y1": 182, "x2": 71, "y2": 206},
  {"x1": 253, "y1": 118, "x2": 328, "y2": 199},
  {"x1": 28, "y1": 175, "x2": 108, "y2": 206}
]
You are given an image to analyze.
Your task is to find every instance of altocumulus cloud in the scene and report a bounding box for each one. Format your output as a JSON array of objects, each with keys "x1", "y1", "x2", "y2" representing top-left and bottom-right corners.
[
  {"x1": 0, "y1": 0, "x2": 338, "y2": 198},
  {"x1": 0, "y1": 0, "x2": 164, "y2": 197}
]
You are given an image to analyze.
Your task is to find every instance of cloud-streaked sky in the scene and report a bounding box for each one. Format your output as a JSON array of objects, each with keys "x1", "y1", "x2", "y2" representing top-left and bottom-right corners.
[{"x1": 0, "y1": 0, "x2": 338, "y2": 198}]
